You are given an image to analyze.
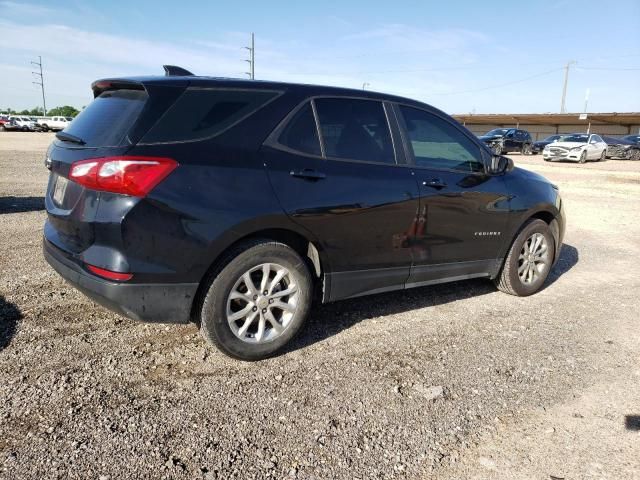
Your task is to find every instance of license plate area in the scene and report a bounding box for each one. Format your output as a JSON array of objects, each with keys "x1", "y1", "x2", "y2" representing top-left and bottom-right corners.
[{"x1": 52, "y1": 175, "x2": 69, "y2": 206}]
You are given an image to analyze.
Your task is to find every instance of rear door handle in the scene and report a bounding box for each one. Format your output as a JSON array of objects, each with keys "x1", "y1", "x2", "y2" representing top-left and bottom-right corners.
[
  {"x1": 423, "y1": 178, "x2": 447, "y2": 189},
  {"x1": 290, "y1": 169, "x2": 326, "y2": 181}
]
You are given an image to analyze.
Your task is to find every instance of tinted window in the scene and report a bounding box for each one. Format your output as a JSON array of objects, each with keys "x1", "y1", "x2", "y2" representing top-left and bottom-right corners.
[
  {"x1": 485, "y1": 128, "x2": 509, "y2": 136},
  {"x1": 142, "y1": 88, "x2": 278, "y2": 143},
  {"x1": 62, "y1": 89, "x2": 147, "y2": 147},
  {"x1": 314, "y1": 98, "x2": 395, "y2": 164},
  {"x1": 399, "y1": 105, "x2": 484, "y2": 173},
  {"x1": 277, "y1": 102, "x2": 321, "y2": 156}
]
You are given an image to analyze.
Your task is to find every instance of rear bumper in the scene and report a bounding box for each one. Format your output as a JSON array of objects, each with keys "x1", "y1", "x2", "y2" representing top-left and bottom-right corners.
[{"x1": 43, "y1": 238, "x2": 197, "y2": 324}]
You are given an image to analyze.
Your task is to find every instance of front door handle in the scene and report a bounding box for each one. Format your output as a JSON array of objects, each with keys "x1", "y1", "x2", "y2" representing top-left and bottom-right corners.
[
  {"x1": 423, "y1": 178, "x2": 447, "y2": 189},
  {"x1": 290, "y1": 169, "x2": 326, "y2": 181}
]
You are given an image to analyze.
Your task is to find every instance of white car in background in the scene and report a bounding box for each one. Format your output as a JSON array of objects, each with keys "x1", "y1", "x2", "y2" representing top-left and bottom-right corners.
[
  {"x1": 8, "y1": 116, "x2": 39, "y2": 131},
  {"x1": 543, "y1": 133, "x2": 607, "y2": 163},
  {"x1": 38, "y1": 116, "x2": 74, "y2": 132}
]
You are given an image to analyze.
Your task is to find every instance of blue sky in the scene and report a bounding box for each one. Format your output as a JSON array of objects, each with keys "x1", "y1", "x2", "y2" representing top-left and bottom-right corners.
[{"x1": 1, "y1": 0, "x2": 639, "y2": 113}]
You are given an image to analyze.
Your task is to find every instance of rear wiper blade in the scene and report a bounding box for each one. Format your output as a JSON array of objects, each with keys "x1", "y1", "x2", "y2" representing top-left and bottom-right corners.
[{"x1": 55, "y1": 131, "x2": 86, "y2": 145}]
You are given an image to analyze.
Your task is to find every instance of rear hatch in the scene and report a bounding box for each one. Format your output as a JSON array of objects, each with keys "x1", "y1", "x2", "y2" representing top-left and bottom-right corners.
[{"x1": 44, "y1": 80, "x2": 185, "y2": 254}]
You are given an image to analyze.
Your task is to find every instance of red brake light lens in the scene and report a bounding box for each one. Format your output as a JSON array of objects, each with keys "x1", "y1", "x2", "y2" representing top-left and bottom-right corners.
[
  {"x1": 69, "y1": 156, "x2": 178, "y2": 197},
  {"x1": 86, "y1": 264, "x2": 133, "y2": 281}
]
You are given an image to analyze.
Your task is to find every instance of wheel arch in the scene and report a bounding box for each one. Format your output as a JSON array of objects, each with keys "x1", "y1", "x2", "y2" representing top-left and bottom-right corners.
[
  {"x1": 498, "y1": 208, "x2": 561, "y2": 275},
  {"x1": 189, "y1": 226, "x2": 328, "y2": 322}
]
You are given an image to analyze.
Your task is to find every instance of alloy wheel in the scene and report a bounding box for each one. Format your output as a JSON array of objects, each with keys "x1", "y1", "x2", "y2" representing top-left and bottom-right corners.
[
  {"x1": 518, "y1": 233, "x2": 550, "y2": 285},
  {"x1": 226, "y1": 262, "x2": 299, "y2": 344}
]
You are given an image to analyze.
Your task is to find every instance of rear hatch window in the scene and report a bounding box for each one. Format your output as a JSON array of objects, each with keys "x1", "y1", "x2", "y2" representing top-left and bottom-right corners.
[
  {"x1": 140, "y1": 88, "x2": 279, "y2": 144},
  {"x1": 60, "y1": 89, "x2": 147, "y2": 147}
]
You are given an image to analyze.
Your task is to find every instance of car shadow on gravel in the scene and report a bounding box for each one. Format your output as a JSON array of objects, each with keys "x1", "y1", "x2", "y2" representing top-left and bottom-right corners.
[
  {"x1": 0, "y1": 196, "x2": 45, "y2": 214},
  {"x1": 625, "y1": 415, "x2": 640, "y2": 431},
  {"x1": 0, "y1": 295, "x2": 22, "y2": 351},
  {"x1": 285, "y1": 278, "x2": 496, "y2": 355},
  {"x1": 544, "y1": 243, "x2": 579, "y2": 288},
  {"x1": 283, "y1": 243, "x2": 579, "y2": 356}
]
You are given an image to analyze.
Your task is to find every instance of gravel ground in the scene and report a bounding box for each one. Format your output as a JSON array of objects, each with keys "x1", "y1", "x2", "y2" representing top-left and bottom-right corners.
[{"x1": 1, "y1": 132, "x2": 639, "y2": 479}]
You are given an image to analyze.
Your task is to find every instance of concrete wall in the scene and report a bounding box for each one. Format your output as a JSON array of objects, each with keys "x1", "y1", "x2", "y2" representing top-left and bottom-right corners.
[{"x1": 462, "y1": 123, "x2": 640, "y2": 141}]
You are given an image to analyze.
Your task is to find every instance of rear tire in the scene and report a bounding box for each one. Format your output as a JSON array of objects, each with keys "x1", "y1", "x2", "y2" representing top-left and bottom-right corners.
[
  {"x1": 199, "y1": 239, "x2": 313, "y2": 361},
  {"x1": 495, "y1": 219, "x2": 555, "y2": 297}
]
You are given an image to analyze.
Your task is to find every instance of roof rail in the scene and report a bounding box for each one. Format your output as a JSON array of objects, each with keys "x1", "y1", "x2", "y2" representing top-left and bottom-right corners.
[{"x1": 163, "y1": 65, "x2": 194, "y2": 76}]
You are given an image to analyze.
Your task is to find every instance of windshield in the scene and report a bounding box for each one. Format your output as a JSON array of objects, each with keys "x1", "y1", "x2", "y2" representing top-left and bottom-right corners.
[
  {"x1": 558, "y1": 134, "x2": 588, "y2": 143},
  {"x1": 543, "y1": 135, "x2": 561, "y2": 142},
  {"x1": 484, "y1": 128, "x2": 510, "y2": 136}
]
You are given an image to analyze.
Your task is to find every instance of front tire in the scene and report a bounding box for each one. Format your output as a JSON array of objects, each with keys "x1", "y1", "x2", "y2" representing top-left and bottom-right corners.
[
  {"x1": 598, "y1": 150, "x2": 606, "y2": 162},
  {"x1": 199, "y1": 239, "x2": 313, "y2": 361},
  {"x1": 495, "y1": 219, "x2": 555, "y2": 297},
  {"x1": 578, "y1": 151, "x2": 587, "y2": 163}
]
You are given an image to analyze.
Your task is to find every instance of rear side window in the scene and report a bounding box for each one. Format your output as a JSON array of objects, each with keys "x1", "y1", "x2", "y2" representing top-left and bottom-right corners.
[
  {"x1": 314, "y1": 98, "x2": 395, "y2": 164},
  {"x1": 141, "y1": 88, "x2": 279, "y2": 143},
  {"x1": 399, "y1": 105, "x2": 484, "y2": 173},
  {"x1": 277, "y1": 102, "x2": 321, "y2": 156},
  {"x1": 62, "y1": 89, "x2": 147, "y2": 147}
]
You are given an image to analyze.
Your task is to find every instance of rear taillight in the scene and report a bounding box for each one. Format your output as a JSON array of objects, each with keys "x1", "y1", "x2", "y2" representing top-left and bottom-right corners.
[
  {"x1": 86, "y1": 264, "x2": 133, "y2": 281},
  {"x1": 69, "y1": 156, "x2": 178, "y2": 197}
]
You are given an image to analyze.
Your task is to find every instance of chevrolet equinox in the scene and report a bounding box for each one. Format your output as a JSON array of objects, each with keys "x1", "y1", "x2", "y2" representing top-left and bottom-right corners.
[{"x1": 43, "y1": 66, "x2": 565, "y2": 360}]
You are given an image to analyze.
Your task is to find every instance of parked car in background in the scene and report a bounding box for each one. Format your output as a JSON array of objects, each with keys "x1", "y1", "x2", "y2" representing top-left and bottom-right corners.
[
  {"x1": 621, "y1": 134, "x2": 640, "y2": 145},
  {"x1": 543, "y1": 133, "x2": 607, "y2": 163},
  {"x1": 478, "y1": 128, "x2": 533, "y2": 155},
  {"x1": 0, "y1": 115, "x2": 10, "y2": 129},
  {"x1": 602, "y1": 135, "x2": 640, "y2": 161},
  {"x1": 7, "y1": 116, "x2": 39, "y2": 131},
  {"x1": 39, "y1": 116, "x2": 73, "y2": 132},
  {"x1": 531, "y1": 134, "x2": 561, "y2": 154},
  {"x1": 43, "y1": 67, "x2": 565, "y2": 360}
]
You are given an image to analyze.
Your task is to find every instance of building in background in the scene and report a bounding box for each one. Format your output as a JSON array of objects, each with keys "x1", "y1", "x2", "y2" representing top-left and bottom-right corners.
[{"x1": 453, "y1": 113, "x2": 640, "y2": 140}]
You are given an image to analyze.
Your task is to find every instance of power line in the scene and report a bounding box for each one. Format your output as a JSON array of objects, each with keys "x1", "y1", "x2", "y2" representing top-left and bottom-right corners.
[
  {"x1": 428, "y1": 67, "x2": 564, "y2": 96},
  {"x1": 30, "y1": 55, "x2": 46, "y2": 115}
]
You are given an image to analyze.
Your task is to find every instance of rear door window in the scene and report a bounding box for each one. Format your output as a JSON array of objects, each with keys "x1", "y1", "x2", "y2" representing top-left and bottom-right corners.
[
  {"x1": 277, "y1": 102, "x2": 321, "y2": 156},
  {"x1": 141, "y1": 88, "x2": 279, "y2": 144},
  {"x1": 61, "y1": 89, "x2": 147, "y2": 147},
  {"x1": 314, "y1": 98, "x2": 395, "y2": 164},
  {"x1": 399, "y1": 105, "x2": 484, "y2": 173}
]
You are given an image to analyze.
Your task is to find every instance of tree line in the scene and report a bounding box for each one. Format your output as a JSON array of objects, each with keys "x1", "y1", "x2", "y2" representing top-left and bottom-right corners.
[{"x1": 1, "y1": 106, "x2": 81, "y2": 117}]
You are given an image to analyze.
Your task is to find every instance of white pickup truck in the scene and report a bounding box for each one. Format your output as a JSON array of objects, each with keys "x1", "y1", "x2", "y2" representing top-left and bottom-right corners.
[{"x1": 38, "y1": 116, "x2": 74, "y2": 132}]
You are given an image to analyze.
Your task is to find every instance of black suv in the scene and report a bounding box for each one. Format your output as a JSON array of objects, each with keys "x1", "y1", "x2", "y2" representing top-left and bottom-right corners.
[
  {"x1": 478, "y1": 128, "x2": 533, "y2": 155},
  {"x1": 44, "y1": 67, "x2": 565, "y2": 360}
]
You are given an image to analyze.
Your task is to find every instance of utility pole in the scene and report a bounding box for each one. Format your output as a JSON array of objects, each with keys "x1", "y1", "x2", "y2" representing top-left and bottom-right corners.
[
  {"x1": 583, "y1": 88, "x2": 590, "y2": 113},
  {"x1": 362, "y1": 82, "x2": 370, "y2": 90},
  {"x1": 560, "y1": 60, "x2": 576, "y2": 113},
  {"x1": 31, "y1": 56, "x2": 47, "y2": 115},
  {"x1": 244, "y1": 33, "x2": 255, "y2": 80}
]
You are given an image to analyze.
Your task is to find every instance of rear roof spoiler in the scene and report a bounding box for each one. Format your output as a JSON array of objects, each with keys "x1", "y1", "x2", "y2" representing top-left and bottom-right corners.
[{"x1": 163, "y1": 65, "x2": 194, "y2": 76}]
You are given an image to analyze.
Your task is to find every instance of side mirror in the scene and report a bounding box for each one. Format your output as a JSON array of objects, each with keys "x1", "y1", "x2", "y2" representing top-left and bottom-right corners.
[{"x1": 490, "y1": 155, "x2": 514, "y2": 174}]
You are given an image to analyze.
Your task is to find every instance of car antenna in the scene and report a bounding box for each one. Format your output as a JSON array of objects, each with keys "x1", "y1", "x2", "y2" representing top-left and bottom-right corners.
[{"x1": 163, "y1": 65, "x2": 194, "y2": 76}]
